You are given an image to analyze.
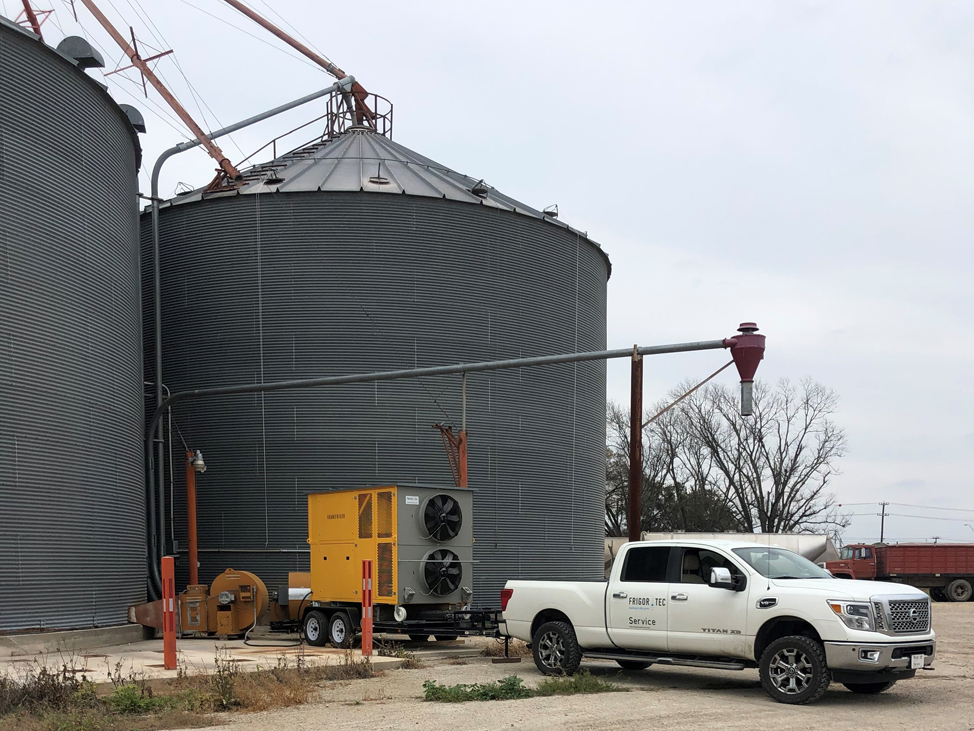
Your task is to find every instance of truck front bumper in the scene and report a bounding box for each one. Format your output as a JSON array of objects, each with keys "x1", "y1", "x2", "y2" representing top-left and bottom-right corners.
[{"x1": 824, "y1": 639, "x2": 935, "y2": 673}]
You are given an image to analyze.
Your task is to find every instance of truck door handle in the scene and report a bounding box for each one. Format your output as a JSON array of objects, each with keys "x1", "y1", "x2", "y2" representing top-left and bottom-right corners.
[
  {"x1": 612, "y1": 591, "x2": 628, "y2": 599},
  {"x1": 671, "y1": 593, "x2": 689, "y2": 601}
]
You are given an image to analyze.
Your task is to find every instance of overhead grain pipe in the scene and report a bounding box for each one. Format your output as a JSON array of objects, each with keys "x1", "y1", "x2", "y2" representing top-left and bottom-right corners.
[
  {"x1": 77, "y1": 0, "x2": 242, "y2": 183},
  {"x1": 219, "y1": 0, "x2": 376, "y2": 127},
  {"x1": 145, "y1": 329, "x2": 765, "y2": 509}
]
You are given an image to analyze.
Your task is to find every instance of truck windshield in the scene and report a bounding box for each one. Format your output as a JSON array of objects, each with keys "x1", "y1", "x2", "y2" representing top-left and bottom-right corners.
[
  {"x1": 733, "y1": 547, "x2": 832, "y2": 579},
  {"x1": 839, "y1": 547, "x2": 854, "y2": 560}
]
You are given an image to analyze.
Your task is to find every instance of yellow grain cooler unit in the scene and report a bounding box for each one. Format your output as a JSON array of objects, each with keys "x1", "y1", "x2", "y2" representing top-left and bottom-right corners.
[{"x1": 302, "y1": 484, "x2": 473, "y2": 646}]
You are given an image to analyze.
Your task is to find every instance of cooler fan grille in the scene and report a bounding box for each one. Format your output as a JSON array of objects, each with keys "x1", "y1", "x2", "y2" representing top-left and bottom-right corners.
[
  {"x1": 423, "y1": 494, "x2": 462, "y2": 541},
  {"x1": 422, "y1": 549, "x2": 462, "y2": 596}
]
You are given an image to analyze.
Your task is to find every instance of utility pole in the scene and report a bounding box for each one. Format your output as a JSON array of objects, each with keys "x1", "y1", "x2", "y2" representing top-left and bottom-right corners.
[
  {"x1": 628, "y1": 346, "x2": 643, "y2": 543},
  {"x1": 879, "y1": 501, "x2": 889, "y2": 543}
]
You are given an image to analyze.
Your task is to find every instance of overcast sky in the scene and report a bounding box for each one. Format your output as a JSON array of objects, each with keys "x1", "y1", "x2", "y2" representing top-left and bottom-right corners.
[{"x1": 17, "y1": 0, "x2": 973, "y2": 543}]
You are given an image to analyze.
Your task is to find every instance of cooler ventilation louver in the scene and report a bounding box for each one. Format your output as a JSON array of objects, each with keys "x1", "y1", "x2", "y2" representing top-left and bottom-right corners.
[
  {"x1": 423, "y1": 494, "x2": 462, "y2": 541},
  {"x1": 422, "y1": 549, "x2": 462, "y2": 596}
]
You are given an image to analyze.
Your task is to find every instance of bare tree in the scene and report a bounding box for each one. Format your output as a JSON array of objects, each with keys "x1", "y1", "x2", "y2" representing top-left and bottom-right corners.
[{"x1": 605, "y1": 378, "x2": 847, "y2": 536}]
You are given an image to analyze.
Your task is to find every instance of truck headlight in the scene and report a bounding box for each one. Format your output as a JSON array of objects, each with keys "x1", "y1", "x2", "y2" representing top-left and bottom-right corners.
[{"x1": 828, "y1": 601, "x2": 876, "y2": 631}]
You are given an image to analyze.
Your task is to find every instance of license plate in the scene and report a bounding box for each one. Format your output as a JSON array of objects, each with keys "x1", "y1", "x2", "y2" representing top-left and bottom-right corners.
[{"x1": 910, "y1": 654, "x2": 924, "y2": 669}]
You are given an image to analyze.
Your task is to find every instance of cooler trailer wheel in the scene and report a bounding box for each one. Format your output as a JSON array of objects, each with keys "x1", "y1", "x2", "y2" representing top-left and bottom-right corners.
[
  {"x1": 303, "y1": 610, "x2": 328, "y2": 647},
  {"x1": 328, "y1": 611, "x2": 354, "y2": 648}
]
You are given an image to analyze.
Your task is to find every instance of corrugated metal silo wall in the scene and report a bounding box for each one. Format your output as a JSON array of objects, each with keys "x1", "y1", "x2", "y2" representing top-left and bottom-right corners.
[
  {"x1": 143, "y1": 192, "x2": 607, "y2": 607},
  {"x1": 0, "y1": 24, "x2": 145, "y2": 630}
]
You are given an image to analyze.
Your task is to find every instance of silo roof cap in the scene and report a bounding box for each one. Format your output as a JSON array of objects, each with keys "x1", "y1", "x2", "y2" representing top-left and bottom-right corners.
[{"x1": 160, "y1": 128, "x2": 607, "y2": 263}]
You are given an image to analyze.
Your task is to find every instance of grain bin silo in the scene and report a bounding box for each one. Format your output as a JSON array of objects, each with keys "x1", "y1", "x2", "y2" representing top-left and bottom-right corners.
[
  {"x1": 147, "y1": 117, "x2": 610, "y2": 606},
  {"x1": 0, "y1": 17, "x2": 145, "y2": 630}
]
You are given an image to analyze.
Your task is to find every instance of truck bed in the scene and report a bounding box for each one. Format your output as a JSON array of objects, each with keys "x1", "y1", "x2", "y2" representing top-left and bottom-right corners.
[{"x1": 879, "y1": 544, "x2": 974, "y2": 576}]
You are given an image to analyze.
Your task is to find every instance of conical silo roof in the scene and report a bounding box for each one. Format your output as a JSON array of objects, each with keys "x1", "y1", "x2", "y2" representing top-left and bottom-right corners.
[{"x1": 161, "y1": 127, "x2": 607, "y2": 265}]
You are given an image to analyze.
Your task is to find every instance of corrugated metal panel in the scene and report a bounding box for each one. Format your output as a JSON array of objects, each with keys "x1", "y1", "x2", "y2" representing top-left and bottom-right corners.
[
  {"x1": 0, "y1": 21, "x2": 145, "y2": 631},
  {"x1": 144, "y1": 190, "x2": 607, "y2": 608}
]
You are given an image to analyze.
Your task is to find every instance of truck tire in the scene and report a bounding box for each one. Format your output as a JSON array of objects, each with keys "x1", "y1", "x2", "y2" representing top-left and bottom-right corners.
[
  {"x1": 303, "y1": 610, "x2": 328, "y2": 647},
  {"x1": 946, "y1": 579, "x2": 972, "y2": 602},
  {"x1": 931, "y1": 588, "x2": 947, "y2": 602},
  {"x1": 532, "y1": 621, "x2": 582, "y2": 676},
  {"x1": 328, "y1": 611, "x2": 354, "y2": 648},
  {"x1": 615, "y1": 660, "x2": 653, "y2": 671},
  {"x1": 759, "y1": 635, "x2": 830, "y2": 705},
  {"x1": 843, "y1": 681, "x2": 897, "y2": 694}
]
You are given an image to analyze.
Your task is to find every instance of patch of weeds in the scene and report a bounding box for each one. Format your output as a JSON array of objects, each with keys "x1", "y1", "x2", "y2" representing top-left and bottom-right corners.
[
  {"x1": 481, "y1": 638, "x2": 532, "y2": 658},
  {"x1": 423, "y1": 671, "x2": 625, "y2": 703},
  {"x1": 535, "y1": 670, "x2": 626, "y2": 696},
  {"x1": 324, "y1": 651, "x2": 375, "y2": 681},
  {"x1": 376, "y1": 641, "x2": 424, "y2": 670},
  {"x1": 422, "y1": 675, "x2": 532, "y2": 702},
  {"x1": 447, "y1": 658, "x2": 468, "y2": 666}
]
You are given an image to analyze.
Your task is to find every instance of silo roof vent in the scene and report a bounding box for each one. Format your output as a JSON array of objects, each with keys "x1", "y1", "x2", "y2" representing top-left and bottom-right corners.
[
  {"x1": 118, "y1": 104, "x2": 146, "y2": 133},
  {"x1": 56, "y1": 36, "x2": 104, "y2": 69}
]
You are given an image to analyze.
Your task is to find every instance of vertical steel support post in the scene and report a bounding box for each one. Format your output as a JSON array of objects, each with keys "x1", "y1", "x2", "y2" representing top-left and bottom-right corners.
[
  {"x1": 628, "y1": 347, "x2": 643, "y2": 543},
  {"x1": 185, "y1": 452, "x2": 198, "y2": 587},
  {"x1": 459, "y1": 374, "x2": 468, "y2": 487},
  {"x1": 162, "y1": 556, "x2": 177, "y2": 669},
  {"x1": 361, "y1": 560, "x2": 373, "y2": 657}
]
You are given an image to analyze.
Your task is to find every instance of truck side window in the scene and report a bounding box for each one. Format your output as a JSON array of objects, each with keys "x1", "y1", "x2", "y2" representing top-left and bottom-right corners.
[
  {"x1": 681, "y1": 548, "x2": 743, "y2": 584},
  {"x1": 862, "y1": 547, "x2": 873, "y2": 559},
  {"x1": 621, "y1": 547, "x2": 670, "y2": 583}
]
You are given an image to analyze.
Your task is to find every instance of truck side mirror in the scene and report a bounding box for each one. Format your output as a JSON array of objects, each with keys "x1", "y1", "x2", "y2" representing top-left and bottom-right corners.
[{"x1": 709, "y1": 567, "x2": 734, "y2": 589}]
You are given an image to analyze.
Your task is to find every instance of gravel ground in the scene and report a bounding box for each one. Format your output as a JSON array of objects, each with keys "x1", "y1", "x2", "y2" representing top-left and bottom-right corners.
[{"x1": 193, "y1": 603, "x2": 974, "y2": 731}]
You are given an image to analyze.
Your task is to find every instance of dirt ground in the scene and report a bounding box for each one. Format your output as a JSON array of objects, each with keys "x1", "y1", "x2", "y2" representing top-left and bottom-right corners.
[{"x1": 190, "y1": 603, "x2": 974, "y2": 731}]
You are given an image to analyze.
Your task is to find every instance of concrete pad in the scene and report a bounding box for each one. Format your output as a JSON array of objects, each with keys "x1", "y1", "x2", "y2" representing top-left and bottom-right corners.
[
  {"x1": 0, "y1": 636, "x2": 402, "y2": 683},
  {"x1": 0, "y1": 624, "x2": 147, "y2": 658}
]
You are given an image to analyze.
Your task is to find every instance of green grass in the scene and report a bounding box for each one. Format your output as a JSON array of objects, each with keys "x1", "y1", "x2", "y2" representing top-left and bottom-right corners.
[
  {"x1": 423, "y1": 671, "x2": 624, "y2": 703},
  {"x1": 423, "y1": 675, "x2": 532, "y2": 702},
  {"x1": 535, "y1": 671, "x2": 627, "y2": 697}
]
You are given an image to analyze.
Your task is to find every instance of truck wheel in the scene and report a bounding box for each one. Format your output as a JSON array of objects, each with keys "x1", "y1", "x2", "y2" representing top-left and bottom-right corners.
[
  {"x1": 615, "y1": 660, "x2": 653, "y2": 671},
  {"x1": 532, "y1": 621, "x2": 582, "y2": 676},
  {"x1": 946, "y1": 579, "x2": 972, "y2": 602},
  {"x1": 303, "y1": 610, "x2": 328, "y2": 647},
  {"x1": 843, "y1": 681, "x2": 897, "y2": 694},
  {"x1": 759, "y1": 635, "x2": 830, "y2": 705},
  {"x1": 328, "y1": 611, "x2": 354, "y2": 648},
  {"x1": 931, "y1": 588, "x2": 947, "y2": 602}
]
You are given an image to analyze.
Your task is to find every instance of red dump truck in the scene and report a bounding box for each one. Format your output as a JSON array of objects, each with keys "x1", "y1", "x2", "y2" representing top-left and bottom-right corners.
[{"x1": 825, "y1": 544, "x2": 974, "y2": 602}]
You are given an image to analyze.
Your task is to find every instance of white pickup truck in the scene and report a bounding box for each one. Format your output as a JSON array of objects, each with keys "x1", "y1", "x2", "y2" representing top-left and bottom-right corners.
[{"x1": 499, "y1": 539, "x2": 935, "y2": 704}]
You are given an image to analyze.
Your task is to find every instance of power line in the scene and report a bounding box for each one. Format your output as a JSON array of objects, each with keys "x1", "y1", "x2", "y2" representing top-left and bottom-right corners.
[
  {"x1": 841, "y1": 501, "x2": 974, "y2": 514},
  {"x1": 174, "y1": 0, "x2": 325, "y2": 73}
]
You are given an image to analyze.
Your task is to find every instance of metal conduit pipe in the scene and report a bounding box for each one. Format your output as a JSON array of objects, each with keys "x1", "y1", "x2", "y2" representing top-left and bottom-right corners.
[
  {"x1": 145, "y1": 77, "x2": 355, "y2": 596},
  {"x1": 146, "y1": 338, "x2": 734, "y2": 472}
]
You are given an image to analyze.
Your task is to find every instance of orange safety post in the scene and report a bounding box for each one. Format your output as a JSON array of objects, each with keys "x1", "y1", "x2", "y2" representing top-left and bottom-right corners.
[
  {"x1": 361, "y1": 560, "x2": 373, "y2": 657},
  {"x1": 162, "y1": 556, "x2": 177, "y2": 669}
]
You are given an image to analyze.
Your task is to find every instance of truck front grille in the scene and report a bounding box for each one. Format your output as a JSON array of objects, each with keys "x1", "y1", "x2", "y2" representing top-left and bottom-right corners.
[{"x1": 888, "y1": 599, "x2": 930, "y2": 633}]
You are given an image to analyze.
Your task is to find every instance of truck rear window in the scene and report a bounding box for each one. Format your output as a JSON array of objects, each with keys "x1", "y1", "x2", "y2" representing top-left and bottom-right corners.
[{"x1": 621, "y1": 547, "x2": 669, "y2": 583}]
